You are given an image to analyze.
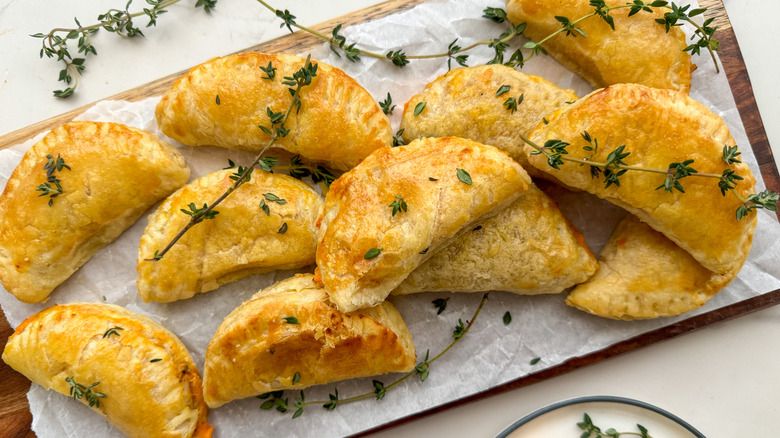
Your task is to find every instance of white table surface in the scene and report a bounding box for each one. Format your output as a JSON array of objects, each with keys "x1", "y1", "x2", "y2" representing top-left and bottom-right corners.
[{"x1": 1, "y1": 1, "x2": 778, "y2": 437}]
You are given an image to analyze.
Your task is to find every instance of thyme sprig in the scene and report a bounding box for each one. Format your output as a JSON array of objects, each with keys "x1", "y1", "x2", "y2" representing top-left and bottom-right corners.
[
  {"x1": 578, "y1": 413, "x2": 653, "y2": 438},
  {"x1": 518, "y1": 132, "x2": 779, "y2": 220},
  {"x1": 65, "y1": 377, "x2": 107, "y2": 408},
  {"x1": 146, "y1": 56, "x2": 318, "y2": 261},
  {"x1": 33, "y1": 0, "x2": 216, "y2": 98},
  {"x1": 259, "y1": 294, "x2": 489, "y2": 418},
  {"x1": 36, "y1": 154, "x2": 71, "y2": 206}
]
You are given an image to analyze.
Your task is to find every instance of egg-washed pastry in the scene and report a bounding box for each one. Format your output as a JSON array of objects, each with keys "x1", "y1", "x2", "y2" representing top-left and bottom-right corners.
[
  {"x1": 316, "y1": 137, "x2": 531, "y2": 312},
  {"x1": 2, "y1": 303, "x2": 212, "y2": 438},
  {"x1": 137, "y1": 169, "x2": 323, "y2": 303},
  {"x1": 156, "y1": 52, "x2": 392, "y2": 170},
  {"x1": 203, "y1": 274, "x2": 415, "y2": 408},
  {"x1": 567, "y1": 215, "x2": 732, "y2": 320},
  {"x1": 524, "y1": 84, "x2": 756, "y2": 277},
  {"x1": 393, "y1": 183, "x2": 597, "y2": 295},
  {"x1": 400, "y1": 64, "x2": 577, "y2": 171},
  {"x1": 506, "y1": 0, "x2": 693, "y2": 93},
  {"x1": 0, "y1": 121, "x2": 189, "y2": 304}
]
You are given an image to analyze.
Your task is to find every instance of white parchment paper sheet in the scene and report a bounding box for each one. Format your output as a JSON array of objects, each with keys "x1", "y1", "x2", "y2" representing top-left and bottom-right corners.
[{"x1": 1, "y1": 0, "x2": 779, "y2": 437}]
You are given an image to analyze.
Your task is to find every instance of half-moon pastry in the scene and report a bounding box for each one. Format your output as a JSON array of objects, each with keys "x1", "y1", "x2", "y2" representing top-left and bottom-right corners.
[
  {"x1": 393, "y1": 183, "x2": 597, "y2": 295},
  {"x1": 203, "y1": 274, "x2": 415, "y2": 408},
  {"x1": 400, "y1": 64, "x2": 577, "y2": 171},
  {"x1": 566, "y1": 214, "x2": 732, "y2": 320},
  {"x1": 506, "y1": 0, "x2": 693, "y2": 92},
  {"x1": 156, "y1": 52, "x2": 392, "y2": 170},
  {"x1": 316, "y1": 137, "x2": 531, "y2": 312},
  {"x1": 524, "y1": 84, "x2": 756, "y2": 276},
  {"x1": 2, "y1": 303, "x2": 212, "y2": 438},
  {"x1": 137, "y1": 169, "x2": 324, "y2": 302},
  {"x1": 0, "y1": 121, "x2": 189, "y2": 303}
]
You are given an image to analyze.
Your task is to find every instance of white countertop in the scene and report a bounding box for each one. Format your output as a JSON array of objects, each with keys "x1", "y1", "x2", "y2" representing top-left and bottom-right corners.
[{"x1": 1, "y1": 1, "x2": 778, "y2": 436}]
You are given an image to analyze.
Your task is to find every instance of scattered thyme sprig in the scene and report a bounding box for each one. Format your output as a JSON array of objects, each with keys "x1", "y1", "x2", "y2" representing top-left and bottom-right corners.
[
  {"x1": 65, "y1": 377, "x2": 107, "y2": 408},
  {"x1": 33, "y1": 0, "x2": 216, "y2": 98},
  {"x1": 36, "y1": 154, "x2": 71, "y2": 206},
  {"x1": 259, "y1": 293, "x2": 489, "y2": 418},
  {"x1": 146, "y1": 56, "x2": 318, "y2": 261},
  {"x1": 102, "y1": 326, "x2": 124, "y2": 338},
  {"x1": 578, "y1": 413, "x2": 653, "y2": 438},
  {"x1": 518, "y1": 132, "x2": 779, "y2": 220}
]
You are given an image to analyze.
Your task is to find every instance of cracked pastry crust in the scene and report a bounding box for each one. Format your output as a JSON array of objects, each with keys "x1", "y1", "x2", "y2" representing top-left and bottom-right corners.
[
  {"x1": 1, "y1": 303, "x2": 212, "y2": 438},
  {"x1": 525, "y1": 84, "x2": 756, "y2": 277},
  {"x1": 203, "y1": 274, "x2": 415, "y2": 408},
  {"x1": 566, "y1": 214, "x2": 732, "y2": 320},
  {"x1": 506, "y1": 0, "x2": 693, "y2": 93},
  {"x1": 399, "y1": 64, "x2": 577, "y2": 172},
  {"x1": 315, "y1": 137, "x2": 531, "y2": 312},
  {"x1": 137, "y1": 169, "x2": 324, "y2": 303},
  {"x1": 0, "y1": 121, "x2": 189, "y2": 303},
  {"x1": 393, "y1": 183, "x2": 597, "y2": 295},
  {"x1": 155, "y1": 52, "x2": 392, "y2": 170}
]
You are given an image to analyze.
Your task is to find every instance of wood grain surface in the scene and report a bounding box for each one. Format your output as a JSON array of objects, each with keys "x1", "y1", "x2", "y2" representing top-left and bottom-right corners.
[{"x1": 0, "y1": 1, "x2": 777, "y2": 437}]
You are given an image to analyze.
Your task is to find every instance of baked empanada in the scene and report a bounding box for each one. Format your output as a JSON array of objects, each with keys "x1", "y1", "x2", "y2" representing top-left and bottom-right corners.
[
  {"x1": 506, "y1": 0, "x2": 693, "y2": 92},
  {"x1": 393, "y1": 183, "x2": 597, "y2": 295},
  {"x1": 524, "y1": 84, "x2": 756, "y2": 276},
  {"x1": 203, "y1": 274, "x2": 415, "y2": 408},
  {"x1": 400, "y1": 64, "x2": 576, "y2": 171},
  {"x1": 566, "y1": 215, "x2": 732, "y2": 320},
  {"x1": 0, "y1": 121, "x2": 189, "y2": 303},
  {"x1": 156, "y1": 52, "x2": 392, "y2": 170},
  {"x1": 137, "y1": 169, "x2": 323, "y2": 302},
  {"x1": 316, "y1": 137, "x2": 531, "y2": 312},
  {"x1": 2, "y1": 303, "x2": 212, "y2": 438}
]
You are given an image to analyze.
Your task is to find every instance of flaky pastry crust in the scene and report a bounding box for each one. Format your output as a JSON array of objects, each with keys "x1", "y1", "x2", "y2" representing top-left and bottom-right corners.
[
  {"x1": 0, "y1": 121, "x2": 189, "y2": 303},
  {"x1": 203, "y1": 274, "x2": 415, "y2": 408},
  {"x1": 316, "y1": 137, "x2": 531, "y2": 312},
  {"x1": 2, "y1": 303, "x2": 212, "y2": 438},
  {"x1": 137, "y1": 170, "x2": 323, "y2": 302},
  {"x1": 155, "y1": 52, "x2": 392, "y2": 170}
]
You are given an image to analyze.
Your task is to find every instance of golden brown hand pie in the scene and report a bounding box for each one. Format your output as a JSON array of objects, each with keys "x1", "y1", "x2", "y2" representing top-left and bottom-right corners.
[
  {"x1": 393, "y1": 183, "x2": 597, "y2": 295},
  {"x1": 137, "y1": 169, "x2": 324, "y2": 302},
  {"x1": 400, "y1": 64, "x2": 577, "y2": 171},
  {"x1": 524, "y1": 84, "x2": 756, "y2": 277},
  {"x1": 203, "y1": 274, "x2": 415, "y2": 408},
  {"x1": 566, "y1": 214, "x2": 732, "y2": 320},
  {"x1": 506, "y1": 0, "x2": 693, "y2": 92},
  {"x1": 2, "y1": 303, "x2": 212, "y2": 438},
  {"x1": 316, "y1": 137, "x2": 531, "y2": 312},
  {"x1": 156, "y1": 52, "x2": 392, "y2": 170},
  {"x1": 0, "y1": 121, "x2": 189, "y2": 303}
]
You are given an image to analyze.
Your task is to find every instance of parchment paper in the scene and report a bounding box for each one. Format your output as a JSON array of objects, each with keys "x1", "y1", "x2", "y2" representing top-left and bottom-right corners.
[{"x1": 1, "y1": 0, "x2": 779, "y2": 437}]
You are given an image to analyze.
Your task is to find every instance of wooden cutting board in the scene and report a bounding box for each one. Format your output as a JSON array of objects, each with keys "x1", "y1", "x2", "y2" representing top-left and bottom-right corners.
[{"x1": 0, "y1": 1, "x2": 778, "y2": 437}]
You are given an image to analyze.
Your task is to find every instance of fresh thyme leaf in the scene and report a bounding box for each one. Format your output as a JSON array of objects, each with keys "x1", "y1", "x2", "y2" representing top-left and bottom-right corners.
[
  {"x1": 429, "y1": 177, "x2": 438, "y2": 181},
  {"x1": 259, "y1": 61, "x2": 276, "y2": 80},
  {"x1": 364, "y1": 247, "x2": 382, "y2": 259},
  {"x1": 292, "y1": 371, "x2": 301, "y2": 384},
  {"x1": 195, "y1": 0, "x2": 218, "y2": 13},
  {"x1": 577, "y1": 412, "x2": 653, "y2": 437},
  {"x1": 389, "y1": 195, "x2": 408, "y2": 216},
  {"x1": 503, "y1": 94, "x2": 524, "y2": 113},
  {"x1": 102, "y1": 326, "x2": 124, "y2": 338},
  {"x1": 385, "y1": 49, "x2": 409, "y2": 67},
  {"x1": 415, "y1": 349, "x2": 430, "y2": 381},
  {"x1": 419, "y1": 247, "x2": 429, "y2": 254},
  {"x1": 656, "y1": 159, "x2": 697, "y2": 193},
  {"x1": 323, "y1": 389, "x2": 339, "y2": 411},
  {"x1": 259, "y1": 200, "x2": 270, "y2": 216},
  {"x1": 372, "y1": 380, "x2": 386, "y2": 400},
  {"x1": 275, "y1": 8, "x2": 297, "y2": 33},
  {"x1": 456, "y1": 168, "x2": 472, "y2": 185},
  {"x1": 258, "y1": 156, "x2": 278, "y2": 172},
  {"x1": 718, "y1": 168, "x2": 743, "y2": 195},
  {"x1": 453, "y1": 319, "x2": 466, "y2": 339},
  {"x1": 181, "y1": 202, "x2": 219, "y2": 221},
  {"x1": 496, "y1": 84, "x2": 511, "y2": 96},
  {"x1": 530, "y1": 357, "x2": 540, "y2": 365},
  {"x1": 393, "y1": 129, "x2": 406, "y2": 147},
  {"x1": 282, "y1": 316, "x2": 299, "y2": 325},
  {"x1": 263, "y1": 193, "x2": 287, "y2": 204},
  {"x1": 413, "y1": 101, "x2": 426, "y2": 116},
  {"x1": 483, "y1": 7, "x2": 507, "y2": 23},
  {"x1": 432, "y1": 298, "x2": 449, "y2": 315},
  {"x1": 278, "y1": 222, "x2": 288, "y2": 234},
  {"x1": 503, "y1": 311, "x2": 512, "y2": 325},
  {"x1": 722, "y1": 144, "x2": 742, "y2": 164},
  {"x1": 150, "y1": 358, "x2": 162, "y2": 363},
  {"x1": 37, "y1": 154, "x2": 71, "y2": 206},
  {"x1": 215, "y1": 94, "x2": 220, "y2": 105},
  {"x1": 65, "y1": 377, "x2": 106, "y2": 408},
  {"x1": 379, "y1": 92, "x2": 395, "y2": 115}
]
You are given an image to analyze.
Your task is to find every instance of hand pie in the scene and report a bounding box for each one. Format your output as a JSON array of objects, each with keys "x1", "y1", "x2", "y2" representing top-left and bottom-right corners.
[
  {"x1": 316, "y1": 137, "x2": 531, "y2": 312},
  {"x1": 156, "y1": 52, "x2": 392, "y2": 170},
  {"x1": 0, "y1": 121, "x2": 189, "y2": 303},
  {"x1": 524, "y1": 84, "x2": 757, "y2": 276},
  {"x1": 2, "y1": 303, "x2": 212, "y2": 438},
  {"x1": 399, "y1": 64, "x2": 576, "y2": 171},
  {"x1": 137, "y1": 169, "x2": 324, "y2": 302},
  {"x1": 393, "y1": 183, "x2": 597, "y2": 295},
  {"x1": 203, "y1": 274, "x2": 415, "y2": 408},
  {"x1": 566, "y1": 215, "x2": 732, "y2": 320},
  {"x1": 506, "y1": 0, "x2": 693, "y2": 92}
]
